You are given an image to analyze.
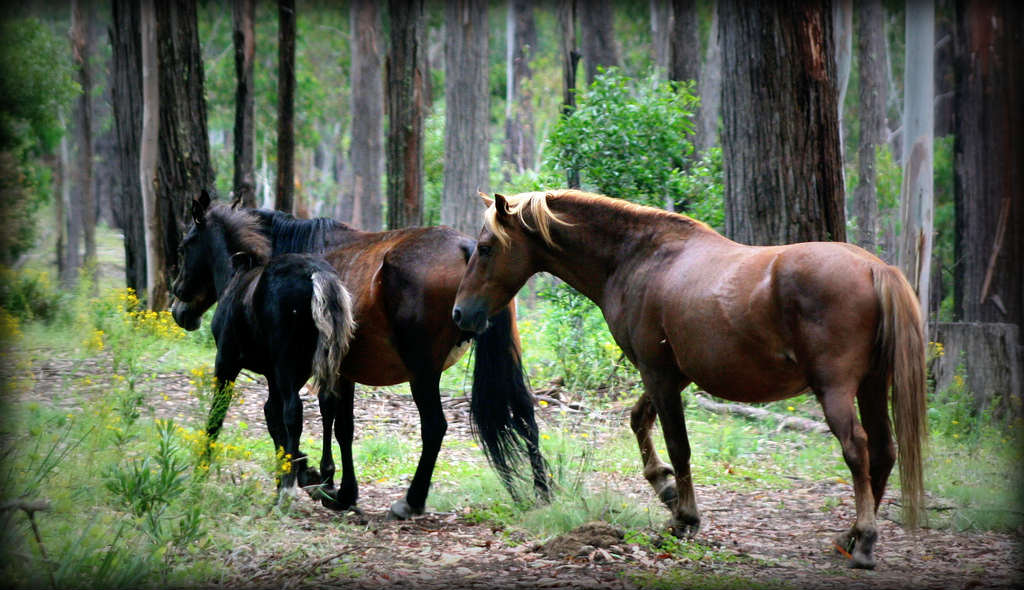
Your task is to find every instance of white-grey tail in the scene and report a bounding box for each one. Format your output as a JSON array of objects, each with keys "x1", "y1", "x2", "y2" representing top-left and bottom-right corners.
[{"x1": 310, "y1": 271, "x2": 356, "y2": 397}]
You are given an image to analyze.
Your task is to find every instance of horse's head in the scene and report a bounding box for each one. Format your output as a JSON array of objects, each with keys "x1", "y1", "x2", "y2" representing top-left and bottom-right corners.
[
  {"x1": 170, "y1": 190, "x2": 218, "y2": 331},
  {"x1": 453, "y1": 193, "x2": 541, "y2": 334}
]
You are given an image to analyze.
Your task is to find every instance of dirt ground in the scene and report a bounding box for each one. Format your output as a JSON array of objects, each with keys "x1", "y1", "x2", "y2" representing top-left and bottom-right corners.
[{"x1": 21, "y1": 353, "x2": 1024, "y2": 590}]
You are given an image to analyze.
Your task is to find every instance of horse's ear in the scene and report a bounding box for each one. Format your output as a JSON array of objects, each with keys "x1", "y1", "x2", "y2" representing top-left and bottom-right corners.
[
  {"x1": 192, "y1": 190, "x2": 212, "y2": 225},
  {"x1": 478, "y1": 191, "x2": 494, "y2": 208},
  {"x1": 230, "y1": 252, "x2": 256, "y2": 273},
  {"x1": 493, "y1": 193, "x2": 511, "y2": 220}
]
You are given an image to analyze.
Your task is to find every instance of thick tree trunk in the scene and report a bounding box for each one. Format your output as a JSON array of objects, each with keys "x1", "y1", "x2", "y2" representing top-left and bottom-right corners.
[
  {"x1": 442, "y1": 0, "x2": 489, "y2": 236},
  {"x1": 720, "y1": 0, "x2": 846, "y2": 246},
  {"x1": 851, "y1": 0, "x2": 885, "y2": 257},
  {"x1": 953, "y1": 1, "x2": 1023, "y2": 328},
  {"x1": 386, "y1": 0, "x2": 425, "y2": 229},
  {"x1": 579, "y1": 0, "x2": 620, "y2": 85},
  {"x1": 504, "y1": 0, "x2": 537, "y2": 177},
  {"x1": 669, "y1": 0, "x2": 699, "y2": 84},
  {"x1": 898, "y1": 0, "x2": 935, "y2": 326},
  {"x1": 558, "y1": 0, "x2": 580, "y2": 188},
  {"x1": 696, "y1": 1, "x2": 721, "y2": 151},
  {"x1": 111, "y1": 0, "x2": 147, "y2": 293},
  {"x1": 139, "y1": 0, "x2": 165, "y2": 310},
  {"x1": 650, "y1": 0, "x2": 670, "y2": 75},
  {"x1": 348, "y1": 0, "x2": 383, "y2": 231},
  {"x1": 929, "y1": 322, "x2": 1023, "y2": 418},
  {"x1": 155, "y1": 0, "x2": 214, "y2": 306},
  {"x1": 275, "y1": 0, "x2": 296, "y2": 214},
  {"x1": 232, "y1": 0, "x2": 256, "y2": 208}
]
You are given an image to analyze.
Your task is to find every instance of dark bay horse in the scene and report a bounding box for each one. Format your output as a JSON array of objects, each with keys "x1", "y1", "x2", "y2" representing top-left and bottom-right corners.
[
  {"x1": 452, "y1": 190, "x2": 927, "y2": 569},
  {"x1": 171, "y1": 214, "x2": 355, "y2": 494},
  {"x1": 172, "y1": 191, "x2": 549, "y2": 519}
]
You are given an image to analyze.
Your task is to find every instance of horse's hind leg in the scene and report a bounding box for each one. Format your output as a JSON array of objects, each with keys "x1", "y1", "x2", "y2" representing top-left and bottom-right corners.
[
  {"x1": 642, "y1": 370, "x2": 700, "y2": 537},
  {"x1": 322, "y1": 379, "x2": 359, "y2": 511},
  {"x1": 314, "y1": 383, "x2": 338, "y2": 501},
  {"x1": 630, "y1": 391, "x2": 677, "y2": 509},
  {"x1": 817, "y1": 383, "x2": 879, "y2": 569},
  {"x1": 857, "y1": 371, "x2": 896, "y2": 514},
  {"x1": 389, "y1": 372, "x2": 446, "y2": 520}
]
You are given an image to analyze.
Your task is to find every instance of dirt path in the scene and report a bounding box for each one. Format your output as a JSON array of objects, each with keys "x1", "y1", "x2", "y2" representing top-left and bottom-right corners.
[{"x1": 22, "y1": 351, "x2": 1024, "y2": 589}]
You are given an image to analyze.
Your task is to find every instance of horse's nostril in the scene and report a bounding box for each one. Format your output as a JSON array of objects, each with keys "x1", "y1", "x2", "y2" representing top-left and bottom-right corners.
[{"x1": 452, "y1": 307, "x2": 462, "y2": 325}]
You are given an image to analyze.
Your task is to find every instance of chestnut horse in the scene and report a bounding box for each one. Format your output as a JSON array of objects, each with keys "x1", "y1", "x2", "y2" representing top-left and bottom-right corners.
[
  {"x1": 452, "y1": 190, "x2": 926, "y2": 569},
  {"x1": 172, "y1": 192, "x2": 549, "y2": 520}
]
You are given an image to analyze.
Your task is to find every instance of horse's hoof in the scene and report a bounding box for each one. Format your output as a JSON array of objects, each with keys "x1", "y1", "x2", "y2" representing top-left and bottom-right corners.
[
  {"x1": 387, "y1": 499, "x2": 423, "y2": 520},
  {"x1": 848, "y1": 554, "x2": 877, "y2": 570},
  {"x1": 657, "y1": 483, "x2": 678, "y2": 508},
  {"x1": 297, "y1": 467, "x2": 322, "y2": 488},
  {"x1": 669, "y1": 518, "x2": 700, "y2": 539}
]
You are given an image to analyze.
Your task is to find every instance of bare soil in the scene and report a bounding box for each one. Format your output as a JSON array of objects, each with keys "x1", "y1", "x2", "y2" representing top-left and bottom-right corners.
[{"x1": 20, "y1": 351, "x2": 1024, "y2": 590}]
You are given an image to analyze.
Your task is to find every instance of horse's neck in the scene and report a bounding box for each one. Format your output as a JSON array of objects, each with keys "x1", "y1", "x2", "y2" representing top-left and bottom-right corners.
[
  {"x1": 208, "y1": 229, "x2": 239, "y2": 298},
  {"x1": 538, "y1": 203, "x2": 701, "y2": 305}
]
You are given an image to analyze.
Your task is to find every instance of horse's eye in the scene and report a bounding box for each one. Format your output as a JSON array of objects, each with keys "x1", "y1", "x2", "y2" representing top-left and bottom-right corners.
[{"x1": 477, "y1": 244, "x2": 492, "y2": 257}]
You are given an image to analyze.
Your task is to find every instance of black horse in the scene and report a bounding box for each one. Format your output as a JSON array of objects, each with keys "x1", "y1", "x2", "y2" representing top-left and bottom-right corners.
[
  {"x1": 172, "y1": 192, "x2": 548, "y2": 519},
  {"x1": 171, "y1": 205, "x2": 355, "y2": 495}
]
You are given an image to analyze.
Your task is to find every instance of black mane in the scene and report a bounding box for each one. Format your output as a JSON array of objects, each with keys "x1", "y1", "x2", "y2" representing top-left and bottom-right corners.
[{"x1": 250, "y1": 209, "x2": 358, "y2": 256}]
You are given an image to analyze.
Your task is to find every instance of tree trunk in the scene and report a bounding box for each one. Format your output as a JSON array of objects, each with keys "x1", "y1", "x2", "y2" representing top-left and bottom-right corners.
[
  {"x1": 851, "y1": 0, "x2": 885, "y2": 257},
  {"x1": 504, "y1": 0, "x2": 537, "y2": 177},
  {"x1": 442, "y1": 1, "x2": 489, "y2": 236},
  {"x1": 669, "y1": 0, "x2": 699, "y2": 84},
  {"x1": 832, "y1": 0, "x2": 852, "y2": 125},
  {"x1": 232, "y1": 0, "x2": 256, "y2": 208},
  {"x1": 386, "y1": 0, "x2": 426, "y2": 229},
  {"x1": 696, "y1": 0, "x2": 721, "y2": 151},
  {"x1": 650, "y1": 0, "x2": 670, "y2": 75},
  {"x1": 558, "y1": 0, "x2": 580, "y2": 188},
  {"x1": 155, "y1": 0, "x2": 214, "y2": 307},
  {"x1": 349, "y1": 0, "x2": 383, "y2": 231},
  {"x1": 56, "y1": 133, "x2": 69, "y2": 282},
  {"x1": 139, "y1": 0, "x2": 165, "y2": 310},
  {"x1": 952, "y1": 1, "x2": 1023, "y2": 328},
  {"x1": 929, "y1": 322, "x2": 1023, "y2": 418},
  {"x1": 720, "y1": 0, "x2": 846, "y2": 246},
  {"x1": 111, "y1": 0, "x2": 147, "y2": 294},
  {"x1": 275, "y1": 0, "x2": 296, "y2": 214},
  {"x1": 898, "y1": 0, "x2": 935, "y2": 327},
  {"x1": 579, "y1": 0, "x2": 620, "y2": 85}
]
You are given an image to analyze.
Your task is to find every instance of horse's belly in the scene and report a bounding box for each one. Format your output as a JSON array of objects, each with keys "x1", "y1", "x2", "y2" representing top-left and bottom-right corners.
[
  {"x1": 681, "y1": 348, "x2": 807, "y2": 403},
  {"x1": 340, "y1": 334, "x2": 412, "y2": 386}
]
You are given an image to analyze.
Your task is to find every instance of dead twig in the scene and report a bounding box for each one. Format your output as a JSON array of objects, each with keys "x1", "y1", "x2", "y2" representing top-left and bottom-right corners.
[{"x1": 1, "y1": 499, "x2": 56, "y2": 588}]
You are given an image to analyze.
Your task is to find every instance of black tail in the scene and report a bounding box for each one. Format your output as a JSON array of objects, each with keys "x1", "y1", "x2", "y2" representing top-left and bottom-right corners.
[{"x1": 469, "y1": 305, "x2": 550, "y2": 500}]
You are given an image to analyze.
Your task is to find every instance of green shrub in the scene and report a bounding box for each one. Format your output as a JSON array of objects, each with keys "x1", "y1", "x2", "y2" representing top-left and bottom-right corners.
[{"x1": 0, "y1": 266, "x2": 64, "y2": 323}]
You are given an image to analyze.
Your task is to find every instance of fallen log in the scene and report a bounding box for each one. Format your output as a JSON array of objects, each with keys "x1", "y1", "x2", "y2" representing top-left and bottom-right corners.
[{"x1": 692, "y1": 392, "x2": 831, "y2": 434}]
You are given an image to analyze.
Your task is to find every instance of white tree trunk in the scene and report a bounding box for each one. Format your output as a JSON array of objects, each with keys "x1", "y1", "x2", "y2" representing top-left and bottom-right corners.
[
  {"x1": 139, "y1": 0, "x2": 164, "y2": 310},
  {"x1": 898, "y1": 0, "x2": 935, "y2": 329}
]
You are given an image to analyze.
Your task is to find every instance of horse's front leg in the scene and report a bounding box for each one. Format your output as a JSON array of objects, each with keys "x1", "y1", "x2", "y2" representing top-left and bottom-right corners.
[
  {"x1": 641, "y1": 369, "x2": 700, "y2": 537},
  {"x1": 630, "y1": 391, "x2": 677, "y2": 508},
  {"x1": 389, "y1": 372, "x2": 445, "y2": 520}
]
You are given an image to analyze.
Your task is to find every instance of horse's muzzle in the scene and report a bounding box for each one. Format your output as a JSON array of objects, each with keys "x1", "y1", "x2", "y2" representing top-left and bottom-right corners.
[
  {"x1": 452, "y1": 299, "x2": 490, "y2": 334},
  {"x1": 170, "y1": 297, "x2": 202, "y2": 332}
]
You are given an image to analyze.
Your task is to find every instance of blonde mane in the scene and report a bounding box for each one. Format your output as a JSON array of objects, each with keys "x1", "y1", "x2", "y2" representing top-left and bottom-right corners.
[{"x1": 484, "y1": 189, "x2": 710, "y2": 248}]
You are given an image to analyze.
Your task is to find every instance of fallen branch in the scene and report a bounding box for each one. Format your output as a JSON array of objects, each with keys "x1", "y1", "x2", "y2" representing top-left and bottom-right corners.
[
  {"x1": 1, "y1": 499, "x2": 55, "y2": 588},
  {"x1": 692, "y1": 393, "x2": 830, "y2": 434}
]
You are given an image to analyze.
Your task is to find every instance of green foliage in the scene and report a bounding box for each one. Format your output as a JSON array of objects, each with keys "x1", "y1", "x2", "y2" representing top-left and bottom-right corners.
[
  {"x1": 546, "y1": 68, "x2": 699, "y2": 209},
  {"x1": 0, "y1": 266, "x2": 64, "y2": 323},
  {"x1": 0, "y1": 18, "x2": 77, "y2": 152}
]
